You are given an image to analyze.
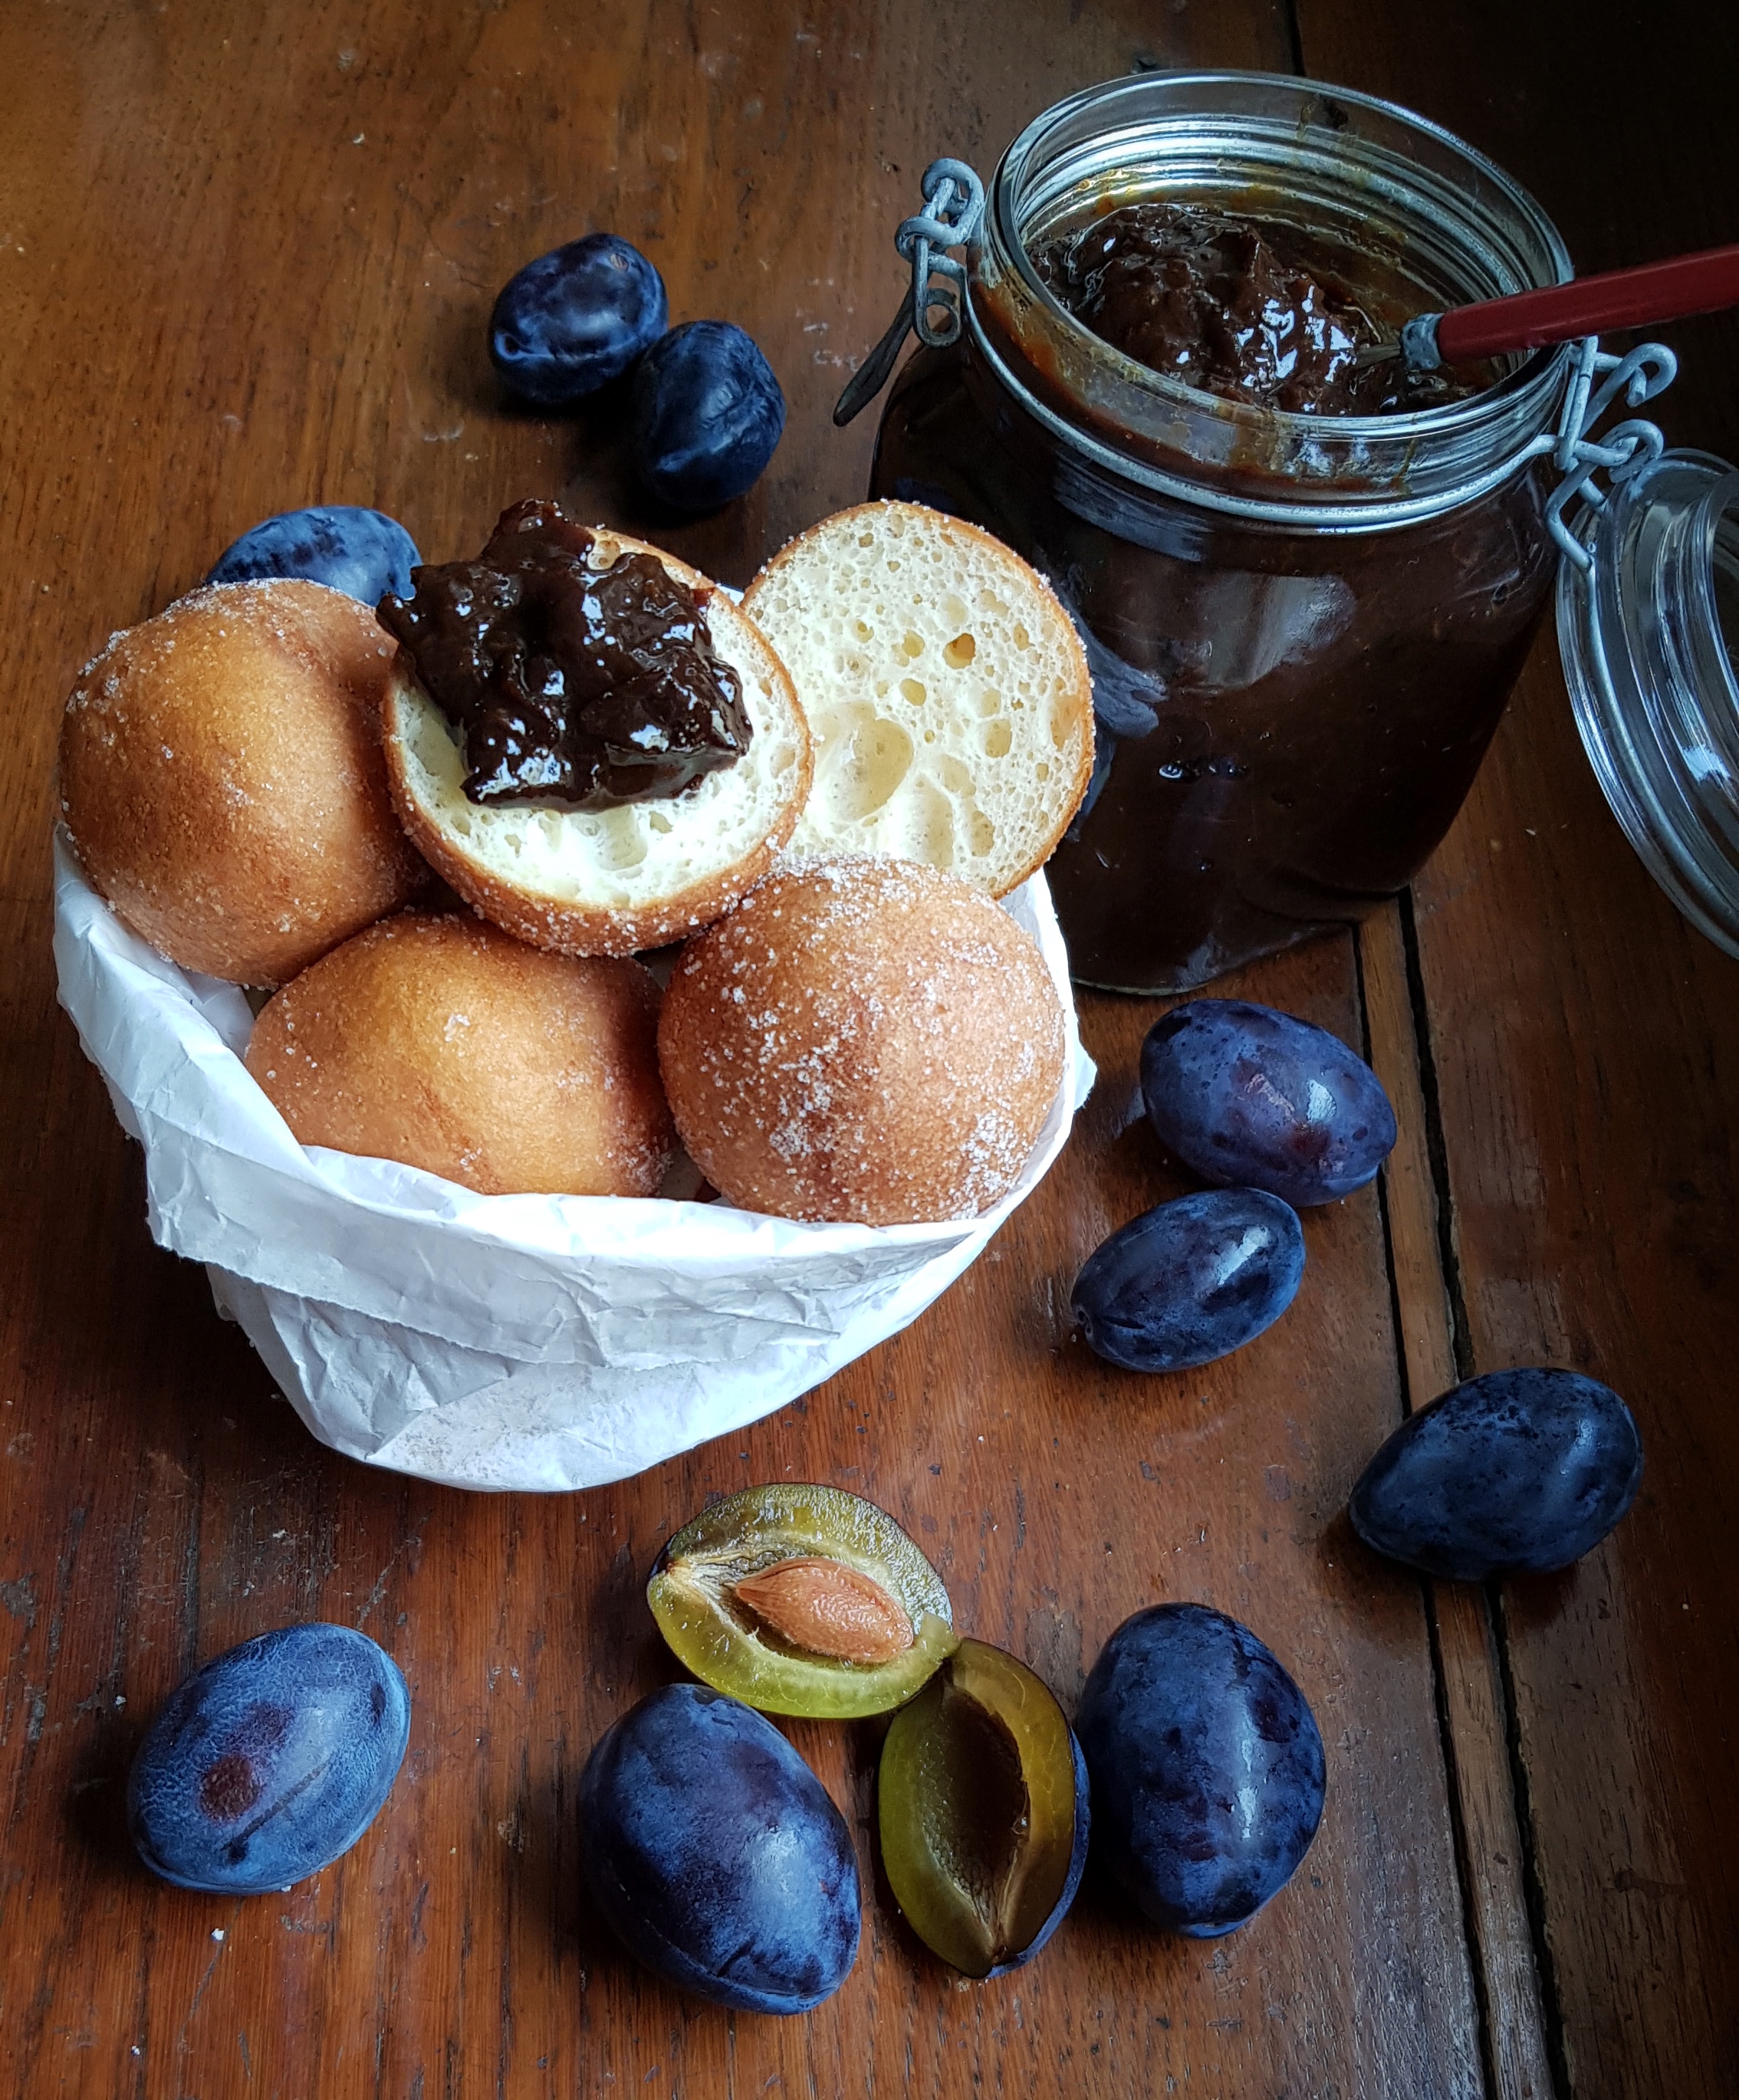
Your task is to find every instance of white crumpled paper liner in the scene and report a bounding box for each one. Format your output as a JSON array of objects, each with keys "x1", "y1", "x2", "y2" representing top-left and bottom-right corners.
[{"x1": 52, "y1": 831, "x2": 1094, "y2": 1492}]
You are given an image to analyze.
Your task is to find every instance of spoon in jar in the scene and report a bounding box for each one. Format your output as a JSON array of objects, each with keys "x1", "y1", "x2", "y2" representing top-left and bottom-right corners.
[{"x1": 1356, "y1": 239, "x2": 1739, "y2": 370}]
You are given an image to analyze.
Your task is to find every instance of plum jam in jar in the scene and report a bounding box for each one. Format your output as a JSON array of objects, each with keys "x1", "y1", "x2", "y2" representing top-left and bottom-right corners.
[{"x1": 869, "y1": 74, "x2": 1576, "y2": 991}]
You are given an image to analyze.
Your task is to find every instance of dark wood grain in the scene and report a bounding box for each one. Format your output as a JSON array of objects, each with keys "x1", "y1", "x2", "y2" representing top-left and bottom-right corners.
[
  {"x1": 3, "y1": 1, "x2": 1733, "y2": 2095},
  {"x1": 1361, "y1": 900, "x2": 1554, "y2": 2100},
  {"x1": 7, "y1": 979, "x2": 1489, "y2": 2098},
  {"x1": 1297, "y1": 3, "x2": 1739, "y2": 2093}
]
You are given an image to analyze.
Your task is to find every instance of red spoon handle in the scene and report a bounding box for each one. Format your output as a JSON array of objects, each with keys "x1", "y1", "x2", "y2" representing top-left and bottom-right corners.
[{"x1": 1435, "y1": 242, "x2": 1739, "y2": 364}]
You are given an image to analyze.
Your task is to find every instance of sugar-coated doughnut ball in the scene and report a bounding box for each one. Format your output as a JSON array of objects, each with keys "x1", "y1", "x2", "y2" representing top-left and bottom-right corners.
[
  {"x1": 58, "y1": 579, "x2": 428, "y2": 985},
  {"x1": 246, "y1": 914, "x2": 674, "y2": 1198},
  {"x1": 658, "y1": 856, "x2": 1065, "y2": 1224}
]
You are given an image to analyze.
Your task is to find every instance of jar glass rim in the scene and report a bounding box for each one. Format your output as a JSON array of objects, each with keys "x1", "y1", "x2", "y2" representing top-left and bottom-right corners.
[
  {"x1": 982, "y1": 70, "x2": 1575, "y2": 491},
  {"x1": 1559, "y1": 449, "x2": 1739, "y2": 958}
]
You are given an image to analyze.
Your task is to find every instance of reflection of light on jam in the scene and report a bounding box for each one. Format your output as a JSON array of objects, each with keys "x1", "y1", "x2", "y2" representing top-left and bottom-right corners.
[
  {"x1": 1031, "y1": 201, "x2": 1481, "y2": 417},
  {"x1": 378, "y1": 499, "x2": 751, "y2": 812}
]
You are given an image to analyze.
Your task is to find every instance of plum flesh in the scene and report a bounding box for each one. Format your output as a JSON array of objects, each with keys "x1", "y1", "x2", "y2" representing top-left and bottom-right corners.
[
  {"x1": 878, "y1": 1639, "x2": 1089, "y2": 1977},
  {"x1": 648, "y1": 1482, "x2": 956, "y2": 1718}
]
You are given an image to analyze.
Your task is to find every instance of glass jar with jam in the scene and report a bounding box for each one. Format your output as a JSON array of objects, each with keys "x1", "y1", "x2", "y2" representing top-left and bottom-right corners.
[{"x1": 868, "y1": 73, "x2": 1577, "y2": 992}]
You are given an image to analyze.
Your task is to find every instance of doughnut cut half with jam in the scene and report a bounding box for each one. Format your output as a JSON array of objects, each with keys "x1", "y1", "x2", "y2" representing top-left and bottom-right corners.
[{"x1": 383, "y1": 530, "x2": 811, "y2": 958}]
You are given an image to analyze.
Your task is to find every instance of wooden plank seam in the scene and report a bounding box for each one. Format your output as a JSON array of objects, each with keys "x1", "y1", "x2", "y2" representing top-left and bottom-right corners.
[{"x1": 1358, "y1": 898, "x2": 1558, "y2": 2100}]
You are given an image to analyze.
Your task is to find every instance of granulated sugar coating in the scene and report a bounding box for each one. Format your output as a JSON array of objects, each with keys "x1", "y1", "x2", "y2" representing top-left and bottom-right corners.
[
  {"x1": 247, "y1": 912, "x2": 675, "y2": 1198},
  {"x1": 58, "y1": 579, "x2": 427, "y2": 986},
  {"x1": 657, "y1": 855, "x2": 1066, "y2": 1224}
]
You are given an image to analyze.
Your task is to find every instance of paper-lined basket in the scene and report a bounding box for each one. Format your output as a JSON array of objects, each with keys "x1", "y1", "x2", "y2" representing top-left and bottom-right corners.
[{"x1": 53, "y1": 832, "x2": 1093, "y2": 1492}]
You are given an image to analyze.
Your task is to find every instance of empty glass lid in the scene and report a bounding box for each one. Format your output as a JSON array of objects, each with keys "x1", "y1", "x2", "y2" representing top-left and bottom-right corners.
[{"x1": 1558, "y1": 447, "x2": 1739, "y2": 958}]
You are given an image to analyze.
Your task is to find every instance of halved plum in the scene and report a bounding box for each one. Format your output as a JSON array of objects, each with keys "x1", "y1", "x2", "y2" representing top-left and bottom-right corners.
[
  {"x1": 647, "y1": 1483, "x2": 957, "y2": 1719},
  {"x1": 877, "y1": 1639, "x2": 1090, "y2": 1977}
]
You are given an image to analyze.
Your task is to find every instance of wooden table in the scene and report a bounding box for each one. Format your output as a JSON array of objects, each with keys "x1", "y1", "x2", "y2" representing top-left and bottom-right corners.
[{"x1": 4, "y1": 4, "x2": 1736, "y2": 2094}]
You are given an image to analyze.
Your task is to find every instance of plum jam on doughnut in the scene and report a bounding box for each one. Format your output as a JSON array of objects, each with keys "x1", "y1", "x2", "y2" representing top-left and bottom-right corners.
[{"x1": 377, "y1": 497, "x2": 751, "y2": 811}]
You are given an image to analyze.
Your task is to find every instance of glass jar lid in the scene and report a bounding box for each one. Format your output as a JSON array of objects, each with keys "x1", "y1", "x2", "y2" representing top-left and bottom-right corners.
[{"x1": 1558, "y1": 449, "x2": 1739, "y2": 958}]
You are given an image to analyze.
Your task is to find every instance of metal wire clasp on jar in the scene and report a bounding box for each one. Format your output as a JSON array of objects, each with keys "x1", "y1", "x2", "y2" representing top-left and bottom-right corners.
[{"x1": 844, "y1": 74, "x2": 1609, "y2": 992}]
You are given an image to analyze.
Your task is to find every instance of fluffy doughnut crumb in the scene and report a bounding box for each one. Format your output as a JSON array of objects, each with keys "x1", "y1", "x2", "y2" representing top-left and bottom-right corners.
[
  {"x1": 742, "y1": 501, "x2": 1093, "y2": 896},
  {"x1": 247, "y1": 912, "x2": 675, "y2": 1198},
  {"x1": 656, "y1": 856, "x2": 1065, "y2": 1225}
]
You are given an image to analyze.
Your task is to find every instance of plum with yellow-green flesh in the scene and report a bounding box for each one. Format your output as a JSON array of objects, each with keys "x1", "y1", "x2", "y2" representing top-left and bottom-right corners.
[
  {"x1": 878, "y1": 1639, "x2": 1090, "y2": 1977},
  {"x1": 647, "y1": 1482, "x2": 956, "y2": 1720}
]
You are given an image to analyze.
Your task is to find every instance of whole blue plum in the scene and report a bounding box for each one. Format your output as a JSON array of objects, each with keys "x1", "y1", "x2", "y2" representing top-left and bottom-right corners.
[
  {"x1": 1141, "y1": 999, "x2": 1397, "y2": 1206},
  {"x1": 630, "y1": 320, "x2": 786, "y2": 510},
  {"x1": 206, "y1": 505, "x2": 421, "y2": 603},
  {"x1": 127, "y1": 1624, "x2": 410, "y2": 1895},
  {"x1": 1349, "y1": 1366, "x2": 1644, "y2": 1581},
  {"x1": 1076, "y1": 1603, "x2": 1325, "y2": 1937},
  {"x1": 1072, "y1": 1188, "x2": 1304, "y2": 1372},
  {"x1": 580, "y1": 1682, "x2": 860, "y2": 2013},
  {"x1": 489, "y1": 233, "x2": 668, "y2": 406}
]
